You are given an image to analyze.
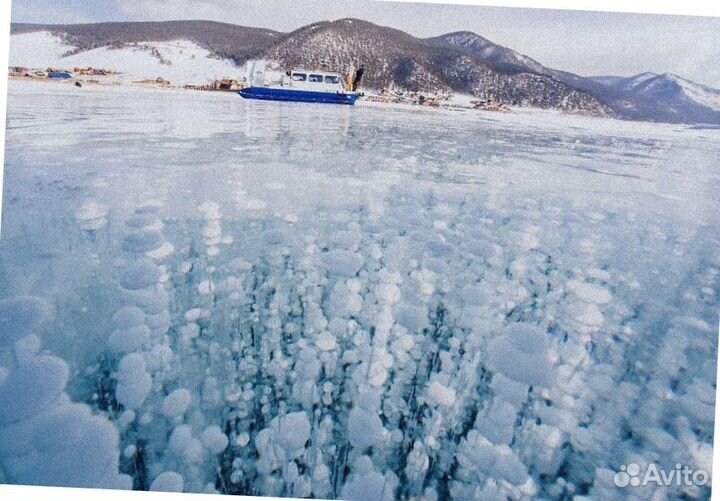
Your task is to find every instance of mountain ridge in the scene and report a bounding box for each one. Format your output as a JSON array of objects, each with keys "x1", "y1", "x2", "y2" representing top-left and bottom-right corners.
[
  {"x1": 426, "y1": 29, "x2": 720, "y2": 124},
  {"x1": 11, "y1": 20, "x2": 281, "y2": 63}
]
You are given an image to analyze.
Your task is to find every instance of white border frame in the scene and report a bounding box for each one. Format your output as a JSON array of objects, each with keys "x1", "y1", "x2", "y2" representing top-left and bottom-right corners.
[{"x1": 0, "y1": 1, "x2": 718, "y2": 500}]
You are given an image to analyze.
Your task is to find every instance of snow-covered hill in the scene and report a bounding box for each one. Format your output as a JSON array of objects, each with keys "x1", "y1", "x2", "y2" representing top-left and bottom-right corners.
[
  {"x1": 587, "y1": 72, "x2": 720, "y2": 124},
  {"x1": 11, "y1": 20, "x2": 280, "y2": 63},
  {"x1": 604, "y1": 72, "x2": 661, "y2": 93},
  {"x1": 426, "y1": 31, "x2": 552, "y2": 77},
  {"x1": 262, "y1": 19, "x2": 612, "y2": 115},
  {"x1": 10, "y1": 31, "x2": 244, "y2": 86},
  {"x1": 621, "y1": 73, "x2": 720, "y2": 112},
  {"x1": 8, "y1": 31, "x2": 74, "y2": 69},
  {"x1": 431, "y1": 31, "x2": 720, "y2": 124}
]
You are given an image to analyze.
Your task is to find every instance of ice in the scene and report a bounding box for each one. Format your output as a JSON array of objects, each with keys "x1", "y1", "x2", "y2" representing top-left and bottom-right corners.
[
  {"x1": 455, "y1": 431, "x2": 530, "y2": 487},
  {"x1": 323, "y1": 250, "x2": 363, "y2": 277},
  {"x1": 25, "y1": 404, "x2": 124, "y2": 488},
  {"x1": 125, "y1": 285, "x2": 169, "y2": 315},
  {"x1": 566, "y1": 300, "x2": 605, "y2": 329},
  {"x1": 168, "y1": 424, "x2": 193, "y2": 454},
  {"x1": 255, "y1": 412, "x2": 312, "y2": 477},
  {"x1": 107, "y1": 324, "x2": 151, "y2": 354},
  {"x1": 341, "y1": 469, "x2": 396, "y2": 501},
  {"x1": 114, "y1": 353, "x2": 152, "y2": 409},
  {"x1": 119, "y1": 260, "x2": 162, "y2": 291},
  {"x1": 0, "y1": 298, "x2": 126, "y2": 489},
  {"x1": 376, "y1": 282, "x2": 401, "y2": 305},
  {"x1": 150, "y1": 471, "x2": 184, "y2": 492},
  {"x1": 235, "y1": 432, "x2": 250, "y2": 448},
  {"x1": 678, "y1": 316, "x2": 714, "y2": 333},
  {"x1": 168, "y1": 424, "x2": 205, "y2": 463},
  {"x1": 116, "y1": 410, "x2": 136, "y2": 430},
  {"x1": 111, "y1": 306, "x2": 146, "y2": 329},
  {"x1": 0, "y1": 297, "x2": 50, "y2": 346},
  {"x1": 315, "y1": 331, "x2": 338, "y2": 351},
  {"x1": 474, "y1": 399, "x2": 517, "y2": 445},
  {"x1": 14, "y1": 334, "x2": 41, "y2": 363},
  {"x1": 123, "y1": 229, "x2": 166, "y2": 254},
  {"x1": 396, "y1": 303, "x2": 429, "y2": 332},
  {"x1": 0, "y1": 355, "x2": 68, "y2": 424},
  {"x1": 201, "y1": 425, "x2": 229, "y2": 454},
  {"x1": 146, "y1": 310, "x2": 170, "y2": 332},
  {"x1": 348, "y1": 407, "x2": 386, "y2": 450},
  {"x1": 198, "y1": 202, "x2": 222, "y2": 220},
  {"x1": 184, "y1": 308, "x2": 205, "y2": 322},
  {"x1": 427, "y1": 380, "x2": 457, "y2": 407},
  {"x1": 161, "y1": 388, "x2": 193, "y2": 418},
  {"x1": 75, "y1": 201, "x2": 109, "y2": 231},
  {"x1": 487, "y1": 323, "x2": 553, "y2": 387},
  {"x1": 567, "y1": 280, "x2": 612, "y2": 305},
  {"x1": 327, "y1": 282, "x2": 364, "y2": 317},
  {"x1": 1, "y1": 82, "x2": 718, "y2": 500},
  {"x1": 146, "y1": 241, "x2": 176, "y2": 260},
  {"x1": 126, "y1": 213, "x2": 162, "y2": 230},
  {"x1": 276, "y1": 412, "x2": 311, "y2": 453}
]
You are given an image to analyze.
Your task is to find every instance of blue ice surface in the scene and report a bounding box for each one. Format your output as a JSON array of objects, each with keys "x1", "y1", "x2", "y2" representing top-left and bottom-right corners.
[{"x1": 0, "y1": 80, "x2": 718, "y2": 500}]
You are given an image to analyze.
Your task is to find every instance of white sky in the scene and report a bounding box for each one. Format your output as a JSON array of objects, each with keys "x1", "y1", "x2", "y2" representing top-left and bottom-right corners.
[{"x1": 10, "y1": 0, "x2": 720, "y2": 87}]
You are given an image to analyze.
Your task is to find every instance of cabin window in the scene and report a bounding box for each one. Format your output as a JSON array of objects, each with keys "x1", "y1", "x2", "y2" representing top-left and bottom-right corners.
[
  {"x1": 291, "y1": 73, "x2": 307, "y2": 81},
  {"x1": 324, "y1": 75, "x2": 340, "y2": 84},
  {"x1": 308, "y1": 74, "x2": 324, "y2": 83}
]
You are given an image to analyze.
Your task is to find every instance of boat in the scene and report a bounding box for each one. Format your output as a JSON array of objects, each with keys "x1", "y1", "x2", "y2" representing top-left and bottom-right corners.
[{"x1": 239, "y1": 69, "x2": 360, "y2": 105}]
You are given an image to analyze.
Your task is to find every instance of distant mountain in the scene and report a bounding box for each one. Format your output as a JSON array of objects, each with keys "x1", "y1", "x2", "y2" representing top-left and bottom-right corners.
[
  {"x1": 11, "y1": 21, "x2": 280, "y2": 63},
  {"x1": 10, "y1": 19, "x2": 720, "y2": 123},
  {"x1": 260, "y1": 19, "x2": 611, "y2": 115},
  {"x1": 9, "y1": 30, "x2": 243, "y2": 86},
  {"x1": 627, "y1": 73, "x2": 720, "y2": 110},
  {"x1": 587, "y1": 75, "x2": 627, "y2": 87},
  {"x1": 592, "y1": 73, "x2": 720, "y2": 123},
  {"x1": 426, "y1": 31, "x2": 552, "y2": 77},
  {"x1": 427, "y1": 32, "x2": 720, "y2": 124},
  {"x1": 593, "y1": 72, "x2": 660, "y2": 93}
]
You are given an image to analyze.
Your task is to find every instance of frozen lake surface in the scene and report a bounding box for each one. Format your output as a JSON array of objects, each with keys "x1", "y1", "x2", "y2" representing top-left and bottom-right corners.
[{"x1": 1, "y1": 81, "x2": 719, "y2": 500}]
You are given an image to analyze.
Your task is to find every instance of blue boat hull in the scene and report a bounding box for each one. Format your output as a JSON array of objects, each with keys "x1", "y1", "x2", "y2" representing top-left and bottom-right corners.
[
  {"x1": 239, "y1": 87, "x2": 358, "y2": 105},
  {"x1": 48, "y1": 72, "x2": 73, "y2": 79}
]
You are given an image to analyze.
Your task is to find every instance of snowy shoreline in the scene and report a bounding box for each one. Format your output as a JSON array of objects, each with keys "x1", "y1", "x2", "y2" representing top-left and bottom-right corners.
[{"x1": 8, "y1": 75, "x2": 704, "y2": 132}]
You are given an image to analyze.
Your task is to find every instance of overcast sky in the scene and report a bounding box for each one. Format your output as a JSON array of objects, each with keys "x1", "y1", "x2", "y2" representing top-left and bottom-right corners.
[{"x1": 10, "y1": 0, "x2": 720, "y2": 87}]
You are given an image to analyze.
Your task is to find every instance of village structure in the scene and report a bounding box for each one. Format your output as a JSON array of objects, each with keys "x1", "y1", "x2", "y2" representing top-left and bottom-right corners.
[
  {"x1": 9, "y1": 65, "x2": 247, "y2": 93},
  {"x1": 184, "y1": 78, "x2": 246, "y2": 91},
  {"x1": 364, "y1": 88, "x2": 510, "y2": 112},
  {"x1": 10, "y1": 65, "x2": 114, "y2": 79}
]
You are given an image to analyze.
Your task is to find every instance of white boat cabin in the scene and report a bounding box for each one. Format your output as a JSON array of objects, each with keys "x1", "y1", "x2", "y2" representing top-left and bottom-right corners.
[{"x1": 280, "y1": 70, "x2": 350, "y2": 93}]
